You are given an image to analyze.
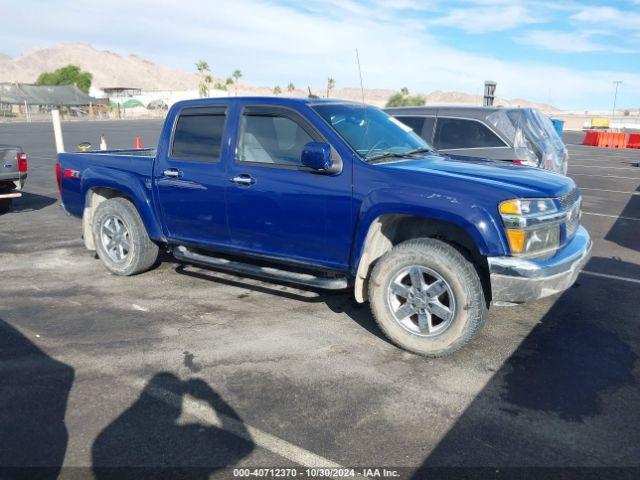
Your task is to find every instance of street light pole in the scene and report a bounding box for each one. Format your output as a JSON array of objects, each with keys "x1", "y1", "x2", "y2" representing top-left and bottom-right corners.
[{"x1": 612, "y1": 80, "x2": 622, "y2": 128}]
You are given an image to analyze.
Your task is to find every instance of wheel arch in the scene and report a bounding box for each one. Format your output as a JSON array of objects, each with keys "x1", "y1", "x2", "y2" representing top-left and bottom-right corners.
[
  {"x1": 353, "y1": 213, "x2": 492, "y2": 304},
  {"x1": 82, "y1": 185, "x2": 164, "y2": 250}
]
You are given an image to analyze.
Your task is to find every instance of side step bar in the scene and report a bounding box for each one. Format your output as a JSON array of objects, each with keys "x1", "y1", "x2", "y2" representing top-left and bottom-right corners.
[
  {"x1": 173, "y1": 246, "x2": 349, "y2": 290},
  {"x1": 0, "y1": 191, "x2": 22, "y2": 199}
]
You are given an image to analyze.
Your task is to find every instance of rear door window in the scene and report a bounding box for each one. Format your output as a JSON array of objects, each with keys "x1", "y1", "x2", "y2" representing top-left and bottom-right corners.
[
  {"x1": 171, "y1": 107, "x2": 226, "y2": 162},
  {"x1": 396, "y1": 116, "x2": 435, "y2": 143},
  {"x1": 434, "y1": 117, "x2": 505, "y2": 150}
]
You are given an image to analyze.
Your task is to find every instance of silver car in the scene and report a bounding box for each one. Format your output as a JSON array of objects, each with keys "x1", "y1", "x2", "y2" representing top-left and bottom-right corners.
[
  {"x1": 385, "y1": 106, "x2": 568, "y2": 175},
  {"x1": 1, "y1": 144, "x2": 27, "y2": 213}
]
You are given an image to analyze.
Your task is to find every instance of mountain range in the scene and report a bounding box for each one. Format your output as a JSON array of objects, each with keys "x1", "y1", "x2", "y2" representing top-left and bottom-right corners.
[{"x1": 0, "y1": 43, "x2": 558, "y2": 111}]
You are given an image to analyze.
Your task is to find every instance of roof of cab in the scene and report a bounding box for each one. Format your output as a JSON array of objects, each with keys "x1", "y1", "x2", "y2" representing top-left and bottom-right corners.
[{"x1": 170, "y1": 96, "x2": 361, "y2": 110}]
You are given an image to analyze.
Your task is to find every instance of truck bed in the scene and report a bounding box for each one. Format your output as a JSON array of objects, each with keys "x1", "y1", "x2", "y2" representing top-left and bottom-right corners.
[{"x1": 57, "y1": 148, "x2": 157, "y2": 217}]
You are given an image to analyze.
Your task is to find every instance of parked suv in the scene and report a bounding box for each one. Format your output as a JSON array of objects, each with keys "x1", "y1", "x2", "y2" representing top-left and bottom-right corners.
[{"x1": 385, "y1": 106, "x2": 568, "y2": 175}]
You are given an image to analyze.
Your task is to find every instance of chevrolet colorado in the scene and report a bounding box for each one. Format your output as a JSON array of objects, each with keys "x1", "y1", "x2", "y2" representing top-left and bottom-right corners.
[{"x1": 57, "y1": 97, "x2": 591, "y2": 356}]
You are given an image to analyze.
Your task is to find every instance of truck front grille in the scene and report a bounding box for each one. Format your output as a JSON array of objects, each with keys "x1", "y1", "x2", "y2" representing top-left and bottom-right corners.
[{"x1": 558, "y1": 188, "x2": 580, "y2": 210}]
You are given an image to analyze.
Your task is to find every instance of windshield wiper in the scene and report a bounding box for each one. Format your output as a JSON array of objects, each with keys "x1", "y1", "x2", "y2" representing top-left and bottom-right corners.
[{"x1": 366, "y1": 147, "x2": 434, "y2": 162}]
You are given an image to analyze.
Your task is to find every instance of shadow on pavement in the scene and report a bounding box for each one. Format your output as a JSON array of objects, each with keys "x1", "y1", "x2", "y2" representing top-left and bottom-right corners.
[
  {"x1": 92, "y1": 372, "x2": 255, "y2": 479},
  {"x1": 4, "y1": 191, "x2": 57, "y2": 214},
  {"x1": 605, "y1": 186, "x2": 640, "y2": 253},
  {"x1": 411, "y1": 256, "x2": 639, "y2": 476},
  {"x1": 174, "y1": 263, "x2": 386, "y2": 342},
  {"x1": 0, "y1": 317, "x2": 75, "y2": 479}
]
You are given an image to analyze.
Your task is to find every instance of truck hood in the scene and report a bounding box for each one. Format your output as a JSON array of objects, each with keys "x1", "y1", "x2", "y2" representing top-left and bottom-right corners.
[{"x1": 378, "y1": 153, "x2": 574, "y2": 199}]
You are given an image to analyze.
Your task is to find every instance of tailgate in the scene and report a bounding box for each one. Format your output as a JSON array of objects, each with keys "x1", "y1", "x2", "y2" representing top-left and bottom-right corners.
[{"x1": 1, "y1": 146, "x2": 22, "y2": 189}]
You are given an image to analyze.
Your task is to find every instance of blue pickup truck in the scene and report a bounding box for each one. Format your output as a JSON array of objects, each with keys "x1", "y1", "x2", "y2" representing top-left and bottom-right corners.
[{"x1": 57, "y1": 97, "x2": 592, "y2": 356}]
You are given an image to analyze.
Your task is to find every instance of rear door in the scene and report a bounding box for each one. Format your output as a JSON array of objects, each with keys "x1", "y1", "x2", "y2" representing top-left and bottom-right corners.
[
  {"x1": 394, "y1": 116, "x2": 436, "y2": 145},
  {"x1": 432, "y1": 117, "x2": 512, "y2": 160},
  {"x1": 155, "y1": 105, "x2": 231, "y2": 247},
  {"x1": 225, "y1": 104, "x2": 352, "y2": 270}
]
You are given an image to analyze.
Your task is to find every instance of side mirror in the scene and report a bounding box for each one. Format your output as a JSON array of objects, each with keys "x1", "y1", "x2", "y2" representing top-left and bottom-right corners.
[{"x1": 301, "y1": 142, "x2": 332, "y2": 172}]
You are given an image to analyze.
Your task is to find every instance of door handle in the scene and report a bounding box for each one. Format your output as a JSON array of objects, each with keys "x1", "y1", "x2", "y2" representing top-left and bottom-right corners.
[
  {"x1": 230, "y1": 174, "x2": 255, "y2": 186},
  {"x1": 163, "y1": 168, "x2": 182, "y2": 178}
]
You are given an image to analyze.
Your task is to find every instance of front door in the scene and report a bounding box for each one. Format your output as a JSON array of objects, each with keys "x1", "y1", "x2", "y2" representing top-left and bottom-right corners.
[
  {"x1": 225, "y1": 105, "x2": 352, "y2": 270},
  {"x1": 155, "y1": 105, "x2": 231, "y2": 248}
]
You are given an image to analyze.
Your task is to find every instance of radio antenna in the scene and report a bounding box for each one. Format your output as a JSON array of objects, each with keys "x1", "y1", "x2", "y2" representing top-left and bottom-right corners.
[{"x1": 355, "y1": 48, "x2": 365, "y2": 106}]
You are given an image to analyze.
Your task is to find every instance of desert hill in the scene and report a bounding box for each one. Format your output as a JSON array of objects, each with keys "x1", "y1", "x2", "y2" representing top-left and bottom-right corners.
[{"x1": 0, "y1": 43, "x2": 558, "y2": 111}]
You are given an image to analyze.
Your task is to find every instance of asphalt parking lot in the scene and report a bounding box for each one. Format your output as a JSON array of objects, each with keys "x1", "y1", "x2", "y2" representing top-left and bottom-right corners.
[{"x1": 1, "y1": 120, "x2": 639, "y2": 478}]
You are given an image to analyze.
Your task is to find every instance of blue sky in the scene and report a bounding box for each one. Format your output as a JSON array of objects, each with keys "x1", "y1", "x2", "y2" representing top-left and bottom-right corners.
[{"x1": 1, "y1": 0, "x2": 639, "y2": 109}]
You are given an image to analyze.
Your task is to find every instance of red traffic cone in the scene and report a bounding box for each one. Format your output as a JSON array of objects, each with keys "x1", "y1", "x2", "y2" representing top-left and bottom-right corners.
[{"x1": 134, "y1": 136, "x2": 142, "y2": 149}]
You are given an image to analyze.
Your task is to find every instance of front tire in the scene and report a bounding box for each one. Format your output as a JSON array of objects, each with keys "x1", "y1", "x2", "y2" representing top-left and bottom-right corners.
[
  {"x1": 369, "y1": 238, "x2": 487, "y2": 357},
  {"x1": 92, "y1": 197, "x2": 159, "y2": 276}
]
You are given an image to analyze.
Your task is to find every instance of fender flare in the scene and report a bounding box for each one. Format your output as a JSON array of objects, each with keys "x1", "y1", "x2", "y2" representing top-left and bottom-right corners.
[
  {"x1": 80, "y1": 167, "x2": 165, "y2": 248},
  {"x1": 351, "y1": 206, "x2": 505, "y2": 303}
]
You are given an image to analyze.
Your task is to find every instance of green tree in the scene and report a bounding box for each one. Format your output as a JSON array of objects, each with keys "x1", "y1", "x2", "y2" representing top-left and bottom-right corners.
[
  {"x1": 232, "y1": 69, "x2": 242, "y2": 95},
  {"x1": 385, "y1": 90, "x2": 426, "y2": 108},
  {"x1": 287, "y1": 82, "x2": 295, "y2": 94},
  {"x1": 36, "y1": 64, "x2": 92, "y2": 94},
  {"x1": 195, "y1": 61, "x2": 211, "y2": 97},
  {"x1": 273, "y1": 85, "x2": 282, "y2": 95},
  {"x1": 326, "y1": 77, "x2": 336, "y2": 98}
]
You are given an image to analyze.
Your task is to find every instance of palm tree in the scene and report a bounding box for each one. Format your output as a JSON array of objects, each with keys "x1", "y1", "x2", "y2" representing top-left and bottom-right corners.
[
  {"x1": 232, "y1": 69, "x2": 242, "y2": 95},
  {"x1": 400, "y1": 87, "x2": 409, "y2": 96},
  {"x1": 202, "y1": 74, "x2": 213, "y2": 97},
  {"x1": 273, "y1": 85, "x2": 282, "y2": 95},
  {"x1": 326, "y1": 77, "x2": 336, "y2": 98},
  {"x1": 287, "y1": 82, "x2": 295, "y2": 95},
  {"x1": 195, "y1": 61, "x2": 211, "y2": 98}
]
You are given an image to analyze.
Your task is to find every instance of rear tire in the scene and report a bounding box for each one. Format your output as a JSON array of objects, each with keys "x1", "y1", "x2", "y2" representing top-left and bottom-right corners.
[
  {"x1": 369, "y1": 238, "x2": 487, "y2": 357},
  {"x1": 92, "y1": 197, "x2": 159, "y2": 276}
]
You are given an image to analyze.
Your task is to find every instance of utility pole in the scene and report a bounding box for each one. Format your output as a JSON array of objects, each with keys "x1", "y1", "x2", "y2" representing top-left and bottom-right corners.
[{"x1": 612, "y1": 80, "x2": 622, "y2": 127}]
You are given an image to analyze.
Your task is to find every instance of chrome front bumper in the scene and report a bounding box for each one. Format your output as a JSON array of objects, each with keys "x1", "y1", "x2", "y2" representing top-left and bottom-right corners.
[{"x1": 488, "y1": 226, "x2": 592, "y2": 304}]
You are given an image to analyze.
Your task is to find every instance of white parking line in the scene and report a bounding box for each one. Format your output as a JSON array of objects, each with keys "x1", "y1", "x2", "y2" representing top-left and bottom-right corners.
[
  {"x1": 583, "y1": 211, "x2": 640, "y2": 221},
  {"x1": 581, "y1": 270, "x2": 640, "y2": 285},
  {"x1": 125, "y1": 376, "x2": 346, "y2": 469},
  {"x1": 571, "y1": 173, "x2": 640, "y2": 180},
  {"x1": 580, "y1": 188, "x2": 640, "y2": 195},
  {"x1": 570, "y1": 165, "x2": 640, "y2": 171}
]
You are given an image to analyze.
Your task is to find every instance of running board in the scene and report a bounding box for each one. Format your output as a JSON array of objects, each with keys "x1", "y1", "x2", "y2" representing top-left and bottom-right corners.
[
  {"x1": 173, "y1": 246, "x2": 349, "y2": 290},
  {"x1": 0, "y1": 191, "x2": 21, "y2": 199}
]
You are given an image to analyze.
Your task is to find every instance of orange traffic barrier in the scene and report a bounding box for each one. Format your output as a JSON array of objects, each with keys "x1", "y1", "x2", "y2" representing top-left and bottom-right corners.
[
  {"x1": 134, "y1": 136, "x2": 142, "y2": 149},
  {"x1": 597, "y1": 132, "x2": 610, "y2": 147},
  {"x1": 618, "y1": 133, "x2": 629, "y2": 149},
  {"x1": 596, "y1": 131, "x2": 627, "y2": 148},
  {"x1": 628, "y1": 133, "x2": 640, "y2": 149},
  {"x1": 582, "y1": 130, "x2": 599, "y2": 146}
]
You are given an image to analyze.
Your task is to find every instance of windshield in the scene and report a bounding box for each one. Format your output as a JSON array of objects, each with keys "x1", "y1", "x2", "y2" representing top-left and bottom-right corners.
[{"x1": 312, "y1": 103, "x2": 431, "y2": 161}]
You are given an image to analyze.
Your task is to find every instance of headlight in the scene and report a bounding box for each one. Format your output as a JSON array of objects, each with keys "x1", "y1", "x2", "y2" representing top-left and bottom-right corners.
[
  {"x1": 499, "y1": 198, "x2": 557, "y2": 216},
  {"x1": 499, "y1": 198, "x2": 563, "y2": 256},
  {"x1": 504, "y1": 225, "x2": 560, "y2": 256}
]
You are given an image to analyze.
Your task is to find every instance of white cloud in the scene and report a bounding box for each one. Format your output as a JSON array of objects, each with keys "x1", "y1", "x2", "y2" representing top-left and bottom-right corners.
[
  {"x1": 0, "y1": 0, "x2": 638, "y2": 109},
  {"x1": 571, "y1": 6, "x2": 640, "y2": 30},
  {"x1": 517, "y1": 30, "x2": 637, "y2": 53},
  {"x1": 430, "y1": 4, "x2": 541, "y2": 33}
]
